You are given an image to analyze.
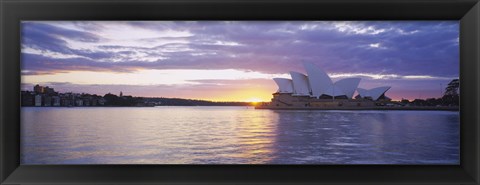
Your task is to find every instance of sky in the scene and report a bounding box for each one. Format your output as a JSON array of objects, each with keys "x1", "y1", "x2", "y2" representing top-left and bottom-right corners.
[{"x1": 21, "y1": 21, "x2": 459, "y2": 102}]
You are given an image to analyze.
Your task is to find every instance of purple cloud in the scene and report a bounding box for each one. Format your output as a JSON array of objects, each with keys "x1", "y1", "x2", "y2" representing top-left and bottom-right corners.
[
  {"x1": 20, "y1": 21, "x2": 459, "y2": 100},
  {"x1": 21, "y1": 21, "x2": 459, "y2": 77}
]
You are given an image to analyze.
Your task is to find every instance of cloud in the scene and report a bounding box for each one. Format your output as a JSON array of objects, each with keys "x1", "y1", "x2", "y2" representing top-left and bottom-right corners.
[
  {"x1": 329, "y1": 73, "x2": 453, "y2": 80},
  {"x1": 21, "y1": 21, "x2": 459, "y2": 77},
  {"x1": 20, "y1": 21, "x2": 459, "y2": 100},
  {"x1": 333, "y1": 22, "x2": 387, "y2": 35}
]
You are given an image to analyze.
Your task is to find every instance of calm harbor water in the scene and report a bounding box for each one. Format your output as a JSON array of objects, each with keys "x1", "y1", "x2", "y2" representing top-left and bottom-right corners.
[{"x1": 21, "y1": 106, "x2": 459, "y2": 164}]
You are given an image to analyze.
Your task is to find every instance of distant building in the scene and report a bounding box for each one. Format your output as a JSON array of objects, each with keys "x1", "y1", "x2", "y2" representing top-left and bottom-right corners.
[
  {"x1": 33, "y1": 84, "x2": 55, "y2": 95},
  {"x1": 44, "y1": 86, "x2": 55, "y2": 94},
  {"x1": 34, "y1": 84, "x2": 44, "y2": 94},
  {"x1": 21, "y1": 91, "x2": 34, "y2": 106},
  {"x1": 83, "y1": 99, "x2": 90, "y2": 106},
  {"x1": 43, "y1": 96, "x2": 52, "y2": 106},
  {"x1": 75, "y1": 99, "x2": 83, "y2": 106},
  {"x1": 98, "y1": 98, "x2": 106, "y2": 106},
  {"x1": 52, "y1": 96, "x2": 61, "y2": 106},
  {"x1": 62, "y1": 99, "x2": 72, "y2": 106},
  {"x1": 23, "y1": 85, "x2": 146, "y2": 107},
  {"x1": 34, "y1": 95, "x2": 42, "y2": 106}
]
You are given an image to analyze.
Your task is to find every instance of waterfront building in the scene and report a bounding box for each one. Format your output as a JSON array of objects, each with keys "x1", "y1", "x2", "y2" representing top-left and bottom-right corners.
[
  {"x1": 23, "y1": 85, "x2": 142, "y2": 107},
  {"x1": 275, "y1": 62, "x2": 390, "y2": 100},
  {"x1": 21, "y1": 91, "x2": 34, "y2": 106},
  {"x1": 75, "y1": 99, "x2": 83, "y2": 106},
  {"x1": 34, "y1": 84, "x2": 44, "y2": 94},
  {"x1": 91, "y1": 99, "x2": 97, "y2": 106},
  {"x1": 258, "y1": 62, "x2": 391, "y2": 109},
  {"x1": 52, "y1": 96, "x2": 61, "y2": 106},
  {"x1": 83, "y1": 99, "x2": 90, "y2": 106},
  {"x1": 98, "y1": 98, "x2": 106, "y2": 106},
  {"x1": 43, "y1": 96, "x2": 52, "y2": 106},
  {"x1": 34, "y1": 95, "x2": 42, "y2": 107},
  {"x1": 33, "y1": 84, "x2": 55, "y2": 95},
  {"x1": 44, "y1": 86, "x2": 55, "y2": 94},
  {"x1": 62, "y1": 99, "x2": 72, "y2": 107}
]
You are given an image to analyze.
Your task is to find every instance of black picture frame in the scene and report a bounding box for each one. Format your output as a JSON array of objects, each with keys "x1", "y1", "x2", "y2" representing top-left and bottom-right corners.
[{"x1": 1, "y1": 0, "x2": 479, "y2": 184}]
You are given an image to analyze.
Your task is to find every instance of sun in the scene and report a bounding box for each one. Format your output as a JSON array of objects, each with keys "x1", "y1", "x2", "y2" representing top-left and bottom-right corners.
[{"x1": 246, "y1": 97, "x2": 263, "y2": 103}]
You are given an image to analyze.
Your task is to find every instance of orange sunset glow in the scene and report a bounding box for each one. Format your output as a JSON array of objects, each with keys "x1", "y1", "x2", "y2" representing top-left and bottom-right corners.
[{"x1": 21, "y1": 21, "x2": 459, "y2": 101}]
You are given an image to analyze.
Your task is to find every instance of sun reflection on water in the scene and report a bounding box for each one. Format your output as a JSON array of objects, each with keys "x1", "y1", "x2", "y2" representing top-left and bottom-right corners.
[{"x1": 21, "y1": 107, "x2": 459, "y2": 164}]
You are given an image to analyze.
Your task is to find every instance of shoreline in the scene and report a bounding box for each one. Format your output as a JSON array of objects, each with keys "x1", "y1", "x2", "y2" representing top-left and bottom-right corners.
[
  {"x1": 21, "y1": 105, "x2": 459, "y2": 111},
  {"x1": 254, "y1": 106, "x2": 459, "y2": 111},
  {"x1": 20, "y1": 105, "x2": 254, "y2": 108}
]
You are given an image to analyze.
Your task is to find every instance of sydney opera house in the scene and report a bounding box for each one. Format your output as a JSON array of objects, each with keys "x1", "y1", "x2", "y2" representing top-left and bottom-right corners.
[{"x1": 256, "y1": 62, "x2": 392, "y2": 109}]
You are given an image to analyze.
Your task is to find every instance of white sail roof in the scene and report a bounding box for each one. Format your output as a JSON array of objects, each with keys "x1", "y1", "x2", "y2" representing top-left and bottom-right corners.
[
  {"x1": 270, "y1": 61, "x2": 391, "y2": 100},
  {"x1": 334, "y1": 78, "x2": 361, "y2": 99},
  {"x1": 357, "y1": 86, "x2": 391, "y2": 100},
  {"x1": 357, "y1": 88, "x2": 369, "y2": 98},
  {"x1": 273, "y1": 78, "x2": 294, "y2": 93},
  {"x1": 290, "y1": 71, "x2": 311, "y2": 96},
  {"x1": 323, "y1": 85, "x2": 346, "y2": 97},
  {"x1": 303, "y1": 62, "x2": 333, "y2": 98}
]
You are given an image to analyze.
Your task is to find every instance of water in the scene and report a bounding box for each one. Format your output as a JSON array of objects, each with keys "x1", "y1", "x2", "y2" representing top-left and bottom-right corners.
[{"x1": 21, "y1": 106, "x2": 459, "y2": 164}]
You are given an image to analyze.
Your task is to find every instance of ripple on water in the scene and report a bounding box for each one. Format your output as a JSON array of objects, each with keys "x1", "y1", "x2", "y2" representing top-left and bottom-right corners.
[{"x1": 21, "y1": 107, "x2": 460, "y2": 164}]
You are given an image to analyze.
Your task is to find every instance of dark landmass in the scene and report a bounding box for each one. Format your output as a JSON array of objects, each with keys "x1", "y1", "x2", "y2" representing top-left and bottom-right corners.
[
  {"x1": 22, "y1": 79, "x2": 459, "y2": 108},
  {"x1": 143, "y1": 97, "x2": 252, "y2": 106},
  {"x1": 21, "y1": 85, "x2": 253, "y2": 107},
  {"x1": 256, "y1": 79, "x2": 460, "y2": 110},
  {"x1": 255, "y1": 105, "x2": 459, "y2": 111},
  {"x1": 398, "y1": 79, "x2": 459, "y2": 107}
]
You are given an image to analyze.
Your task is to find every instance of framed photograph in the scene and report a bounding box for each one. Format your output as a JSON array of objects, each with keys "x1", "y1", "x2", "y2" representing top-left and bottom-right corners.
[{"x1": 1, "y1": 0, "x2": 479, "y2": 184}]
